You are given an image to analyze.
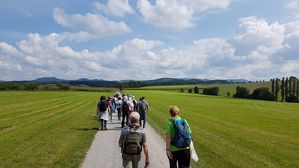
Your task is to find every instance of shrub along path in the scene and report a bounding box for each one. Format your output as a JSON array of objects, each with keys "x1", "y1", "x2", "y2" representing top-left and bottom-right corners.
[{"x1": 81, "y1": 113, "x2": 168, "y2": 168}]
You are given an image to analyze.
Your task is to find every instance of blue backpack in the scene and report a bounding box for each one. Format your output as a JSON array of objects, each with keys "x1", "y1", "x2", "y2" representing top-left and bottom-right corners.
[{"x1": 170, "y1": 118, "x2": 192, "y2": 148}]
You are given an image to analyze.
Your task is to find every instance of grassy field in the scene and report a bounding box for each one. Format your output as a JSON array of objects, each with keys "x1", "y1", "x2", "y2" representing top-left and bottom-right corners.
[
  {"x1": 0, "y1": 91, "x2": 110, "y2": 168},
  {"x1": 1, "y1": 90, "x2": 299, "y2": 168},
  {"x1": 137, "y1": 82, "x2": 271, "y2": 96},
  {"x1": 127, "y1": 90, "x2": 299, "y2": 168}
]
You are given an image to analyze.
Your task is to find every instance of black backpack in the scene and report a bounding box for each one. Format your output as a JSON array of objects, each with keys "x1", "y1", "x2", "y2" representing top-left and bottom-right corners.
[
  {"x1": 123, "y1": 127, "x2": 142, "y2": 155},
  {"x1": 98, "y1": 100, "x2": 107, "y2": 111},
  {"x1": 122, "y1": 101, "x2": 129, "y2": 113}
]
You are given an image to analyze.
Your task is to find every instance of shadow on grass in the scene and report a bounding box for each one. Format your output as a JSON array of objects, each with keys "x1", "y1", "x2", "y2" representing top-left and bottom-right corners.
[{"x1": 71, "y1": 127, "x2": 99, "y2": 131}]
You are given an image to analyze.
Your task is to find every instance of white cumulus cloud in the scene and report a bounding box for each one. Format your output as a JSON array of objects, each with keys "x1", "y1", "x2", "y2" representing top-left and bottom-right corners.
[
  {"x1": 285, "y1": 0, "x2": 299, "y2": 13},
  {"x1": 2, "y1": 16, "x2": 299, "y2": 81},
  {"x1": 94, "y1": 0, "x2": 134, "y2": 17},
  {"x1": 137, "y1": 0, "x2": 232, "y2": 30},
  {"x1": 53, "y1": 8, "x2": 131, "y2": 41}
]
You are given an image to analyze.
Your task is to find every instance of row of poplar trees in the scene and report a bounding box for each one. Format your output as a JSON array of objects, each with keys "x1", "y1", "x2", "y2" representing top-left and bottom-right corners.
[{"x1": 271, "y1": 76, "x2": 299, "y2": 102}]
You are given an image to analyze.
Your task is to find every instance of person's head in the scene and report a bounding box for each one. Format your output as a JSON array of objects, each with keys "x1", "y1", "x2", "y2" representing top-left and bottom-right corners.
[
  {"x1": 169, "y1": 106, "x2": 180, "y2": 117},
  {"x1": 129, "y1": 112, "x2": 140, "y2": 124},
  {"x1": 123, "y1": 96, "x2": 128, "y2": 101},
  {"x1": 100, "y1": 96, "x2": 106, "y2": 100},
  {"x1": 141, "y1": 96, "x2": 145, "y2": 100}
]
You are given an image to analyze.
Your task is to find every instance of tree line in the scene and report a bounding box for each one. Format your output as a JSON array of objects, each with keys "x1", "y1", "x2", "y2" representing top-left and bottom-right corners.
[
  {"x1": 270, "y1": 76, "x2": 299, "y2": 102},
  {"x1": 0, "y1": 82, "x2": 70, "y2": 91},
  {"x1": 183, "y1": 86, "x2": 219, "y2": 96},
  {"x1": 234, "y1": 76, "x2": 299, "y2": 103}
]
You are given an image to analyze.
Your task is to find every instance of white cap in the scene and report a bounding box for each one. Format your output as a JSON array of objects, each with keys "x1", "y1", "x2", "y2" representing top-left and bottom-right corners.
[{"x1": 129, "y1": 112, "x2": 140, "y2": 123}]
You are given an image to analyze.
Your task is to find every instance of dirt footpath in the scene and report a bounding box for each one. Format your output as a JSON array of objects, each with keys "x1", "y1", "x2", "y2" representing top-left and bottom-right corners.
[{"x1": 81, "y1": 113, "x2": 168, "y2": 168}]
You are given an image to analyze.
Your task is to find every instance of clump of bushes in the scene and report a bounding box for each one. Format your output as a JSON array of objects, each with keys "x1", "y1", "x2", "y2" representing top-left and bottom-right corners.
[
  {"x1": 24, "y1": 83, "x2": 39, "y2": 91},
  {"x1": 56, "y1": 83, "x2": 70, "y2": 90},
  {"x1": 250, "y1": 87, "x2": 275, "y2": 101},
  {"x1": 194, "y1": 86, "x2": 199, "y2": 94},
  {"x1": 234, "y1": 86, "x2": 275, "y2": 101},
  {"x1": 285, "y1": 95, "x2": 299, "y2": 103},
  {"x1": 234, "y1": 86, "x2": 249, "y2": 98},
  {"x1": 203, "y1": 87, "x2": 219, "y2": 96},
  {"x1": 0, "y1": 82, "x2": 20, "y2": 90}
]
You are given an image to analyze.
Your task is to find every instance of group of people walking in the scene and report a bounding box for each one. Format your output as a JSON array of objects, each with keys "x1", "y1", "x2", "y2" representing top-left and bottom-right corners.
[
  {"x1": 97, "y1": 93, "x2": 148, "y2": 130},
  {"x1": 96, "y1": 92, "x2": 193, "y2": 168}
]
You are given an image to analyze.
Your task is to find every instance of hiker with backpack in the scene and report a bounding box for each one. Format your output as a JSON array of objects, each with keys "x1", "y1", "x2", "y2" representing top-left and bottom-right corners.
[
  {"x1": 116, "y1": 97, "x2": 122, "y2": 120},
  {"x1": 118, "y1": 112, "x2": 150, "y2": 168},
  {"x1": 165, "y1": 106, "x2": 192, "y2": 168},
  {"x1": 137, "y1": 96, "x2": 148, "y2": 129},
  {"x1": 97, "y1": 96, "x2": 109, "y2": 130},
  {"x1": 132, "y1": 96, "x2": 138, "y2": 111},
  {"x1": 121, "y1": 96, "x2": 131, "y2": 128},
  {"x1": 107, "y1": 97, "x2": 113, "y2": 122}
]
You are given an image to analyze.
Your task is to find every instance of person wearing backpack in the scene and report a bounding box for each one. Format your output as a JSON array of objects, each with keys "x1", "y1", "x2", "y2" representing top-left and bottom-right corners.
[
  {"x1": 132, "y1": 96, "x2": 137, "y2": 111},
  {"x1": 118, "y1": 112, "x2": 150, "y2": 168},
  {"x1": 107, "y1": 97, "x2": 114, "y2": 122},
  {"x1": 97, "y1": 96, "x2": 109, "y2": 130},
  {"x1": 137, "y1": 96, "x2": 148, "y2": 129},
  {"x1": 121, "y1": 96, "x2": 131, "y2": 128},
  {"x1": 165, "y1": 106, "x2": 192, "y2": 168},
  {"x1": 116, "y1": 97, "x2": 123, "y2": 120}
]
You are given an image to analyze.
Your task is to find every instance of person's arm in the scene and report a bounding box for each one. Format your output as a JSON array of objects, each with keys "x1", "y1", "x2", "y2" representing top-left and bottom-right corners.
[
  {"x1": 118, "y1": 136, "x2": 123, "y2": 148},
  {"x1": 143, "y1": 142, "x2": 150, "y2": 168},
  {"x1": 165, "y1": 120, "x2": 173, "y2": 159},
  {"x1": 165, "y1": 134, "x2": 173, "y2": 159},
  {"x1": 96, "y1": 104, "x2": 99, "y2": 115}
]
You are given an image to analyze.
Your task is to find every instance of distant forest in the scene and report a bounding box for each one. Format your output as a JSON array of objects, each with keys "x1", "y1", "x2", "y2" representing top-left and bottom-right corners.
[{"x1": 0, "y1": 77, "x2": 247, "y2": 89}]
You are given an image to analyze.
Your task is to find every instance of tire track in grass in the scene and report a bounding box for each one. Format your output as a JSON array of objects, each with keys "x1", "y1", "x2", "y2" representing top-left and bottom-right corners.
[
  {"x1": 0, "y1": 96, "x2": 82, "y2": 135},
  {"x1": 0, "y1": 92, "x2": 74, "y2": 109},
  {"x1": 188, "y1": 112, "x2": 299, "y2": 168},
  {"x1": 0, "y1": 96, "x2": 90, "y2": 137},
  {"x1": 191, "y1": 122, "x2": 279, "y2": 168},
  {"x1": 18, "y1": 99, "x2": 96, "y2": 167},
  {"x1": 130, "y1": 90, "x2": 294, "y2": 167},
  {"x1": 1, "y1": 93, "x2": 84, "y2": 119},
  {"x1": 0, "y1": 93, "x2": 89, "y2": 137},
  {"x1": 0, "y1": 94, "x2": 87, "y2": 123},
  {"x1": 0, "y1": 95, "x2": 75, "y2": 118},
  {"x1": 0, "y1": 92, "x2": 109, "y2": 168},
  {"x1": 0, "y1": 98, "x2": 94, "y2": 168}
]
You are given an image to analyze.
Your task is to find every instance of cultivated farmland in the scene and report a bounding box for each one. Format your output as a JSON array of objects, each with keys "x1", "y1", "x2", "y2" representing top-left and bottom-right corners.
[
  {"x1": 0, "y1": 91, "x2": 107, "y2": 168},
  {"x1": 137, "y1": 82, "x2": 271, "y2": 96},
  {"x1": 128, "y1": 90, "x2": 299, "y2": 168},
  {"x1": 1, "y1": 90, "x2": 298, "y2": 168}
]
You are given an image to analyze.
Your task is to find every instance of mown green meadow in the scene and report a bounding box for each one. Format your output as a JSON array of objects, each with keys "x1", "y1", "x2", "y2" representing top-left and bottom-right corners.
[
  {"x1": 138, "y1": 82, "x2": 271, "y2": 96},
  {"x1": 0, "y1": 91, "x2": 107, "y2": 168},
  {"x1": 127, "y1": 90, "x2": 299, "y2": 168},
  {"x1": 1, "y1": 90, "x2": 299, "y2": 168}
]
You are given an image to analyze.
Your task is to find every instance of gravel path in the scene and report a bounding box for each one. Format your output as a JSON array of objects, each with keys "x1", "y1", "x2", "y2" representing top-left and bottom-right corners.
[{"x1": 81, "y1": 113, "x2": 169, "y2": 168}]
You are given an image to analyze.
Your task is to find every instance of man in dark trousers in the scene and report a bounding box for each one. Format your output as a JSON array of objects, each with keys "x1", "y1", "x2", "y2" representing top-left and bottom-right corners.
[
  {"x1": 121, "y1": 96, "x2": 130, "y2": 128},
  {"x1": 119, "y1": 112, "x2": 150, "y2": 168},
  {"x1": 137, "y1": 96, "x2": 149, "y2": 129}
]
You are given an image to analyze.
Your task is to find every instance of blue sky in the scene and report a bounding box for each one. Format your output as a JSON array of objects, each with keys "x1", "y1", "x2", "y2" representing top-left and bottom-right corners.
[{"x1": 1, "y1": 0, "x2": 299, "y2": 81}]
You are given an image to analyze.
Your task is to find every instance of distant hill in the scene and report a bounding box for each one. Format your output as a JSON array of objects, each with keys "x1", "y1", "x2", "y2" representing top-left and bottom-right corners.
[
  {"x1": 34, "y1": 77, "x2": 68, "y2": 83},
  {"x1": 226, "y1": 79, "x2": 249, "y2": 83},
  {"x1": 1, "y1": 77, "x2": 249, "y2": 87}
]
